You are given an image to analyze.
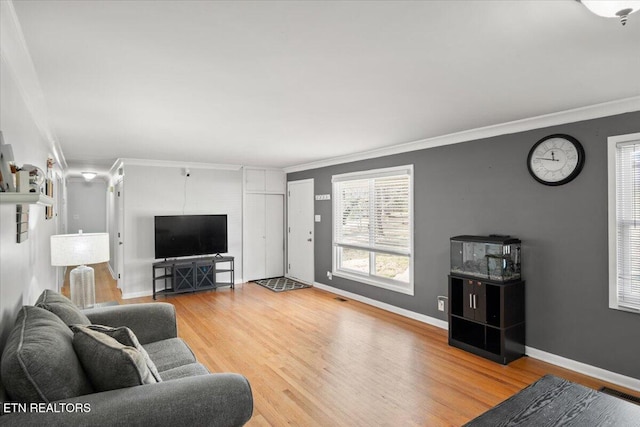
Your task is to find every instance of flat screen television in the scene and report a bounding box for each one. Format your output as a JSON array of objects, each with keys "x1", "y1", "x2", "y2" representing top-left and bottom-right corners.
[{"x1": 154, "y1": 214, "x2": 228, "y2": 259}]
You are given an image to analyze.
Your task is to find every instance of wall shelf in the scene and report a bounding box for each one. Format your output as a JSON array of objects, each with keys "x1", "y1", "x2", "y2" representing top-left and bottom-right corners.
[{"x1": 0, "y1": 193, "x2": 53, "y2": 206}]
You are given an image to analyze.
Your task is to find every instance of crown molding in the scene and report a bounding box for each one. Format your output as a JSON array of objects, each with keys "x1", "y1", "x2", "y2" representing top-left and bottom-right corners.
[
  {"x1": 284, "y1": 96, "x2": 640, "y2": 173},
  {"x1": 243, "y1": 165, "x2": 285, "y2": 172},
  {"x1": 115, "y1": 158, "x2": 242, "y2": 171},
  {"x1": 66, "y1": 176, "x2": 108, "y2": 184},
  {"x1": 0, "y1": 1, "x2": 67, "y2": 170},
  {"x1": 109, "y1": 158, "x2": 124, "y2": 175}
]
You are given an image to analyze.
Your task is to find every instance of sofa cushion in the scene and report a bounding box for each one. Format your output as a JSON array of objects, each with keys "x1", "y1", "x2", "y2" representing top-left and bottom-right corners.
[
  {"x1": 159, "y1": 363, "x2": 210, "y2": 381},
  {"x1": 72, "y1": 325, "x2": 159, "y2": 391},
  {"x1": 81, "y1": 324, "x2": 162, "y2": 382},
  {"x1": 35, "y1": 289, "x2": 91, "y2": 326},
  {"x1": 143, "y1": 338, "x2": 197, "y2": 372},
  {"x1": 0, "y1": 306, "x2": 94, "y2": 402}
]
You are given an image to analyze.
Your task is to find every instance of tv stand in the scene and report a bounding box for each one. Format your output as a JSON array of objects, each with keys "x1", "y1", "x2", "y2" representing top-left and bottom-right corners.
[{"x1": 152, "y1": 255, "x2": 234, "y2": 300}]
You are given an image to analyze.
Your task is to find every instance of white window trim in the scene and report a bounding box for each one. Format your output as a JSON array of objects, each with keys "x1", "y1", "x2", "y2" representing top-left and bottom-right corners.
[
  {"x1": 332, "y1": 165, "x2": 414, "y2": 296},
  {"x1": 607, "y1": 131, "x2": 640, "y2": 314}
]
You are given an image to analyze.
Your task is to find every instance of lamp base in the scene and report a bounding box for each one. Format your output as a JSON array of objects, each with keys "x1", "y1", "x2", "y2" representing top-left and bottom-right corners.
[{"x1": 70, "y1": 265, "x2": 96, "y2": 309}]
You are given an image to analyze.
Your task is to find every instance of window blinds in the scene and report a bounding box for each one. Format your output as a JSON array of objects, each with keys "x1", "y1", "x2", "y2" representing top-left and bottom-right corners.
[
  {"x1": 616, "y1": 141, "x2": 640, "y2": 311},
  {"x1": 333, "y1": 168, "x2": 411, "y2": 256}
]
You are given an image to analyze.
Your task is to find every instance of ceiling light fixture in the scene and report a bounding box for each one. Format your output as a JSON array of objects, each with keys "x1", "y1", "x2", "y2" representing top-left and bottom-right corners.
[
  {"x1": 81, "y1": 172, "x2": 97, "y2": 181},
  {"x1": 580, "y1": 1, "x2": 640, "y2": 25}
]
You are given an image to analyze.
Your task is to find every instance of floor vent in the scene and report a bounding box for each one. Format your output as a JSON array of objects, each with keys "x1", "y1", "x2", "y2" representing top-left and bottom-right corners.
[
  {"x1": 334, "y1": 297, "x2": 348, "y2": 302},
  {"x1": 599, "y1": 387, "x2": 640, "y2": 405}
]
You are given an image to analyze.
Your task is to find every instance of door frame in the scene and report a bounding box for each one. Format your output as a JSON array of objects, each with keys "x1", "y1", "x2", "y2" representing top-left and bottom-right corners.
[
  {"x1": 55, "y1": 171, "x2": 65, "y2": 291},
  {"x1": 286, "y1": 178, "x2": 314, "y2": 284},
  {"x1": 115, "y1": 179, "x2": 124, "y2": 291}
]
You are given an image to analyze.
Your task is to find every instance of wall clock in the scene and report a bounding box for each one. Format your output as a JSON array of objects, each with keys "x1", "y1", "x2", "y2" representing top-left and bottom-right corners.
[{"x1": 527, "y1": 134, "x2": 585, "y2": 186}]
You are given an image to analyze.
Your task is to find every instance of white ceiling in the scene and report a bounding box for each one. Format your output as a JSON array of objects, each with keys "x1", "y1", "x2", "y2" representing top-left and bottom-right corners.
[{"x1": 11, "y1": 0, "x2": 640, "y2": 174}]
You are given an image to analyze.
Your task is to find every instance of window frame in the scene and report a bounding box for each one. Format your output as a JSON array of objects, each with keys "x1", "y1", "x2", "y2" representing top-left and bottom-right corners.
[
  {"x1": 607, "y1": 131, "x2": 640, "y2": 314},
  {"x1": 332, "y1": 165, "x2": 414, "y2": 295}
]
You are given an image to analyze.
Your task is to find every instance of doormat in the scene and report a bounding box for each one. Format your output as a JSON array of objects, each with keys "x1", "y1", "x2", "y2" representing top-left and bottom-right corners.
[{"x1": 253, "y1": 277, "x2": 312, "y2": 292}]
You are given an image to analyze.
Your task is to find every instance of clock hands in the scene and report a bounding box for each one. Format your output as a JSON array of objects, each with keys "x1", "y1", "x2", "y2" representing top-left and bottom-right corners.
[{"x1": 535, "y1": 151, "x2": 560, "y2": 162}]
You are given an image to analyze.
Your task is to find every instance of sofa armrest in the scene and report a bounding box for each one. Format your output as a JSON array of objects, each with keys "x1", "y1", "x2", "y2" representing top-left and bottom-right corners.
[
  {"x1": 0, "y1": 373, "x2": 253, "y2": 427},
  {"x1": 83, "y1": 303, "x2": 177, "y2": 344}
]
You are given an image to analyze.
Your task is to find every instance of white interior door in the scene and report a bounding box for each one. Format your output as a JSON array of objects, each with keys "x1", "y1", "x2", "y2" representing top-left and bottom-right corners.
[
  {"x1": 244, "y1": 193, "x2": 284, "y2": 281},
  {"x1": 287, "y1": 179, "x2": 314, "y2": 284},
  {"x1": 244, "y1": 193, "x2": 267, "y2": 281},
  {"x1": 265, "y1": 194, "x2": 284, "y2": 278}
]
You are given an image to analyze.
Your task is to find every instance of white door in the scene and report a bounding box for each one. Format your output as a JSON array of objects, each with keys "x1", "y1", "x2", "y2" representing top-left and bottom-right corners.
[
  {"x1": 265, "y1": 194, "x2": 284, "y2": 278},
  {"x1": 287, "y1": 179, "x2": 314, "y2": 284},
  {"x1": 244, "y1": 194, "x2": 284, "y2": 281},
  {"x1": 244, "y1": 194, "x2": 266, "y2": 281},
  {"x1": 115, "y1": 180, "x2": 124, "y2": 290}
]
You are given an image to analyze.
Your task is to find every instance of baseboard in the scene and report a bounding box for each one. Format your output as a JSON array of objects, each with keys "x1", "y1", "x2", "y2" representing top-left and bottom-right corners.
[
  {"x1": 122, "y1": 278, "x2": 245, "y2": 300},
  {"x1": 525, "y1": 346, "x2": 640, "y2": 392},
  {"x1": 121, "y1": 290, "x2": 153, "y2": 299},
  {"x1": 107, "y1": 263, "x2": 116, "y2": 280},
  {"x1": 313, "y1": 281, "x2": 449, "y2": 330},
  {"x1": 313, "y1": 280, "x2": 640, "y2": 392}
]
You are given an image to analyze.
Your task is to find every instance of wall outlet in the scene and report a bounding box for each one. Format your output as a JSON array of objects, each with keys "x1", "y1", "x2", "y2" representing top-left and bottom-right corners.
[
  {"x1": 437, "y1": 296, "x2": 448, "y2": 312},
  {"x1": 327, "y1": 271, "x2": 333, "y2": 280}
]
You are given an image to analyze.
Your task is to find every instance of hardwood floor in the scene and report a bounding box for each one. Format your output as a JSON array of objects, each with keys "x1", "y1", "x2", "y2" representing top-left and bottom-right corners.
[{"x1": 72, "y1": 263, "x2": 639, "y2": 426}]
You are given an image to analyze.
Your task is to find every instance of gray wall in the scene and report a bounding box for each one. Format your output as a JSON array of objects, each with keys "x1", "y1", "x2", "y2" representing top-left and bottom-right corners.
[
  {"x1": 67, "y1": 179, "x2": 107, "y2": 233},
  {"x1": 289, "y1": 111, "x2": 640, "y2": 380}
]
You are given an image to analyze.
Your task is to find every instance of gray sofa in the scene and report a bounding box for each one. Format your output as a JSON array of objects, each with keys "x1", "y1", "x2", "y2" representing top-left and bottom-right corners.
[{"x1": 0, "y1": 291, "x2": 253, "y2": 426}]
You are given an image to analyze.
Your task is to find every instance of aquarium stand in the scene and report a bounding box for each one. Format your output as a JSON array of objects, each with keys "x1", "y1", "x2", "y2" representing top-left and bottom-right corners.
[{"x1": 448, "y1": 274, "x2": 525, "y2": 364}]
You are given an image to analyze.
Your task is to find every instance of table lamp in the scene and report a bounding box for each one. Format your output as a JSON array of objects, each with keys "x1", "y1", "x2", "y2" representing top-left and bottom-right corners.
[{"x1": 50, "y1": 232, "x2": 110, "y2": 309}]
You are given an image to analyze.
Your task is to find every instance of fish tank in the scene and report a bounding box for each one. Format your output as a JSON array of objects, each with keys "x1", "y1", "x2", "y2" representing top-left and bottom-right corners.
[{"x1": 450, "y1": 235, "x2": 521, "y2": 282}]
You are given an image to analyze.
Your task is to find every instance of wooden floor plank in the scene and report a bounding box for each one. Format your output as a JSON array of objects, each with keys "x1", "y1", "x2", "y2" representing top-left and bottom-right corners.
[{"x1": 66, "y1": 263, "x2": 640, "y2": 426}]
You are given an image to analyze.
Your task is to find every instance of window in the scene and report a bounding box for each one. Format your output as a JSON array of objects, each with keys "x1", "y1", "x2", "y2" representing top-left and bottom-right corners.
[
  {"x1": 608, "y1": 132, "x2": 640, "y2": 313},
  {"x1": 332, "y1": 165, "x2": 413, "y2": 295}
]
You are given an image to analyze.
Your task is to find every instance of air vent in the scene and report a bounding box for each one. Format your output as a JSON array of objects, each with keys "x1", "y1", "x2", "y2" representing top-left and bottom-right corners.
[{"x1": 599, "y1": 387, "x2": 640, "y2": 405}]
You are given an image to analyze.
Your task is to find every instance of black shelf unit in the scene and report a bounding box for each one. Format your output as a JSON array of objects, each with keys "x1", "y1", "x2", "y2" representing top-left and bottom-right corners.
[
  {"x1": 448, "y1": 274, "x2": 525, "y2": 364},
  {"x1": 152, "y1": 256, "x2": 234, "y2": 300}
]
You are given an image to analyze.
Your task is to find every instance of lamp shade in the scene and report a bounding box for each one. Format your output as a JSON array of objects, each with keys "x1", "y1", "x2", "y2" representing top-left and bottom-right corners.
[
  {"x1": 581, "y1": 1, "x2": 640, "y2": 17},
  {"x1": 50, "y1": 233, "x2": 110, "y2": 266}
]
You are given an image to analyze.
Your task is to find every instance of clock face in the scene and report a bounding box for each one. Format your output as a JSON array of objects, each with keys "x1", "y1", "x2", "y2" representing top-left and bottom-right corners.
[{"x1": 527, "y1": 134, "x2": 585, "y2": 186}]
